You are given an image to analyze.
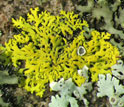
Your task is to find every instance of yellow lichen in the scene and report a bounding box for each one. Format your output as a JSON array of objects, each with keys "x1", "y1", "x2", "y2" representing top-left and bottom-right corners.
[{"x1": 5, "y1": 7, "x2": 119, "y2": 97}]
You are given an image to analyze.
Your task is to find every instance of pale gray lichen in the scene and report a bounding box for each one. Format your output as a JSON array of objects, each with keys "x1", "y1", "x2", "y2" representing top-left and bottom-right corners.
[
  {"x1": 77, "y1": 46, "x2": 86, "y2": 56},
  {"x1": 117, "y1": 96, "x2": 124, "y2": 107},
  {"x1": 97, "y1": 74, "x2": 124, "y2": 107},
  {"x1": 110, "y1": 38, "x2": 124, "y2": 57},
  {"x1": 76, "y1": 0, "x2": 124, "y2": 39},
  {"x1": 109, "y1": 96, "x2": 124, "y2": 107},
  {"x1": 109, "y1": 96, "x2": 119, "y2": 106},
  {"x1": 49, "y1": 78, "x2": 92, "y2": 107},
  {"x1": 50, "y1": 78, "x2": 75, "y2": 96},
  {"x1": 115, "y1": 6, "x2": 124, "y2": 29},
  {"x1": 49, "y1": 95, "x2": 78, "y2": 107},
  {"x1": 111, "y1": 60, "x2": 124, "y2": 80},
  {"x1": 0, "y1": 70, "x2": 18, "y2": 107},
  {"x1": 0, "y1": 70, "x2": 18, "y2": 85}
]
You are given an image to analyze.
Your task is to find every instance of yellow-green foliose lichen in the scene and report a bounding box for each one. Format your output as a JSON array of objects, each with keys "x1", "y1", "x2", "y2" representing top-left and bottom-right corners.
[{"x1": 5, "y1": 7, "x2": 119, "y2": 97}]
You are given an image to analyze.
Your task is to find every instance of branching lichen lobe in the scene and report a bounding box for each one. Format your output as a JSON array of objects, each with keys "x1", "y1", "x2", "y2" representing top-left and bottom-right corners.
[{"x1": 5, "y1": 7, "x2": 119, "y2": 97}]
